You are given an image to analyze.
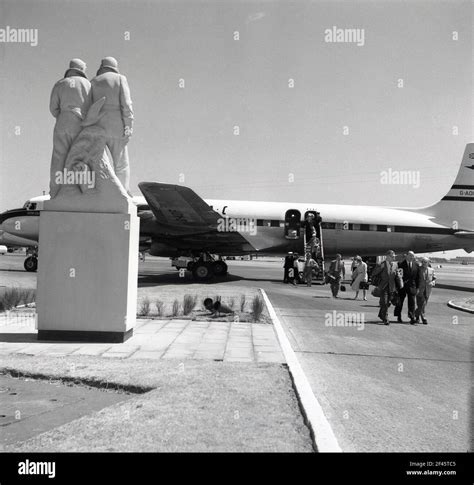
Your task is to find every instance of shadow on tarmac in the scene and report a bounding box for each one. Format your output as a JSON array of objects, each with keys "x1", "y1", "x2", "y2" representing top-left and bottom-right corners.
[
  {"x1": 138, "y1": 271, "x2": 283, "y2": 287},
  {"x1": 0, "y1": 268, "x2": 29, "y2": 273}
]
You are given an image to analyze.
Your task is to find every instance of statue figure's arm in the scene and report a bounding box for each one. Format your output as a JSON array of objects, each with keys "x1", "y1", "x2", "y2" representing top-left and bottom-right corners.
[
  {"x1": 49, "y1": 82, "x2": 60, "y2": 118},
  {"x1": 119, "y1": 75, "x2": 134, "y2": 137}
]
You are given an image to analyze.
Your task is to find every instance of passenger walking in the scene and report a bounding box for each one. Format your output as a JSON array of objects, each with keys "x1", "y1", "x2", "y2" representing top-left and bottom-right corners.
[
  {"x1": 372, "y1": 250, "x2": 400, "y2": 325},
  {"x1": 303, "y1": 213, "x2": 317, "y2": 257},
  {"x1": 394, "y1": 251, "x2": 419, "y2": 324},
  {"x1": 350, "y1": 256, "x2": 358, "y2": 273},
  {"x1": 303, "y1": 254, "x2": 318, "y2": 287},
  {"x1": 328, "y1": 254, "x2": 345, "y2": 297},
  {"x1": 414, "y1": 257, "x2": 436, "y2": 324},
  {"x1": 49, "y1": 59, "x2": 91, "y2": 198},
  {"x1": 351, "y1": 255, "x2": 368, "y2": 300},
  {"x1": 292, "y1": 253, "x2": 301, "y2": 285}
]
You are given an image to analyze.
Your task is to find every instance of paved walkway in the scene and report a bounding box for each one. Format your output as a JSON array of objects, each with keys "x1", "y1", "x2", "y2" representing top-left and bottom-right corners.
[{"x1": 0, "y1": 315, "x2": 285, "y2": 364}]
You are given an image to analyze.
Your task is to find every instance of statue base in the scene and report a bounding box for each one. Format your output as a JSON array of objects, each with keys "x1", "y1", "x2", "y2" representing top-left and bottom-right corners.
[{"x1": 36, "y1": 210, "x2": 139, "y2": 343}]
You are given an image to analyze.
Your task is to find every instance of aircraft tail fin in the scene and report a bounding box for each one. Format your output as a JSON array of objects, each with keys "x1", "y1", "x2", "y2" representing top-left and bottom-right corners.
[{"x1": 417, "y1": 143, "x2": 474, "y2": 231}]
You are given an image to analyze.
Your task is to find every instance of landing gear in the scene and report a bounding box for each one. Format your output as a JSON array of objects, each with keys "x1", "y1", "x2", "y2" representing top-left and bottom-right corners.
[
  {"x1": 192, "y1": 261, "x2": 213, "y2": 281},
  {"x1": 180, "y1": 253, "x2": 229, "y2": 281},
  {"x1": 211, "y1": 260, "x2": 228, "y2": 276},
  {"x1": 23, "y1": 247, "x2": 38, "y2": 272},
  {"x1": 24, "y1": 256, "x2": 38, "y2": 272}
]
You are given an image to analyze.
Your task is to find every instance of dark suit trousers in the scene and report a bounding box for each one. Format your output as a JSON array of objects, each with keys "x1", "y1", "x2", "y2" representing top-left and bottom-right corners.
[
  {"x1": 330, "y1": 276, "x2": 342, "y2": 297},
  {"x1": 394, "y1": 287, "x2": 416, "y2": 318},
  {"x1": 378, "y1": 286, "x2": 391, "y2": 321}
]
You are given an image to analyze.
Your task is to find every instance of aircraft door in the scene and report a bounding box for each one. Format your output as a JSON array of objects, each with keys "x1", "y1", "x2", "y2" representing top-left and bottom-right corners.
[{"x1": 284, "y1": 209, "x2": 301, "y2": 239}]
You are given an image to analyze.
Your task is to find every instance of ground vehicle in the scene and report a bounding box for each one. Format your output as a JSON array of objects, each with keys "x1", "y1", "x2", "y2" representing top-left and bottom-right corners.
[
  {"x1": 171, "y1": 255, "x2": 228, "y2": 280},
  {"x1": 171, "y1": 256, "x2": 195, "y2": 271}
]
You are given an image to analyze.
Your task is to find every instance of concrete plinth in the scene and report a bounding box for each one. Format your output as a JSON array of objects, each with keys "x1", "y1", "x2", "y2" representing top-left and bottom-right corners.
[{"x1": 36, "y1": 211, "x2": 139, "y2": 343}]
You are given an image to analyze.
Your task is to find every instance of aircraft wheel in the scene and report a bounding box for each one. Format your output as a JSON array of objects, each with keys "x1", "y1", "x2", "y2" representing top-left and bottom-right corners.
[
  {"x1": 212, "y1": 260, "x2": 228, "y2": 276},
  {"x1": 192, "y1": 262, "x2": 213, "y2": 281},
  {"x1": 24, "y1": 256, "x2": 38, "y2": 272}
]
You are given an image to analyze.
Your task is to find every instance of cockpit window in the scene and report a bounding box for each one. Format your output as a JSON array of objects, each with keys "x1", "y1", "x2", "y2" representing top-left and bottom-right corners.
[{"x1": 22, "y1": 202, "x2": 37, "y2": 210}]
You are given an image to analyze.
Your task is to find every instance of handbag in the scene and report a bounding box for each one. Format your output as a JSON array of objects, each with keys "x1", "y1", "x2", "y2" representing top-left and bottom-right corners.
[
  {"x1": 360, "y1": 281, "x2": 370, "y2": 290},
  {"x1": 340, "y1": 285, "x2": 346, "y2": 292},
  {"x1": 325, "y1": 273, "x2": 335, "y2": 284},
  {"x1": 371, "y1": 286, "x2": 381, "y2": 297}
]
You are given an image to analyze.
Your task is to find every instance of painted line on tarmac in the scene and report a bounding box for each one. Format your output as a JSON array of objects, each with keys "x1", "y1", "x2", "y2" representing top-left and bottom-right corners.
[
  {"x1": 260, "y1": 288, "x2": 342, "y2": 453},
  {"x1": 447, "y1": 300, "x2": 474, "y2": 314}
]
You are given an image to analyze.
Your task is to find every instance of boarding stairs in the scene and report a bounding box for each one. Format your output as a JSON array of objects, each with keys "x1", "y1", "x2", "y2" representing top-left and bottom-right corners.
[{"x1": 303, "y1": 221, "x2": 325, "y2": 283}]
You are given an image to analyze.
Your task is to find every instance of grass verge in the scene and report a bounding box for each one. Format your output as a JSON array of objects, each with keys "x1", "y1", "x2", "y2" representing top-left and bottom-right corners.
[{"x1": 0, "y1": 354, "x2": 313, "y2": 452}]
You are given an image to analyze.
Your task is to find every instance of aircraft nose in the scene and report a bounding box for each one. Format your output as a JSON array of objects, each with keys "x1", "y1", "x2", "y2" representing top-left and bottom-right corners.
[{"x1": 0, "y1": 209, "x2": 14, "y2": 226}]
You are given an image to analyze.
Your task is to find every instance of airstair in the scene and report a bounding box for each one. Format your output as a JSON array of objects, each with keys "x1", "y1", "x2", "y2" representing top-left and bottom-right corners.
[{"x1": 303, "y1": 219, "x2": 325, "y2": 283}]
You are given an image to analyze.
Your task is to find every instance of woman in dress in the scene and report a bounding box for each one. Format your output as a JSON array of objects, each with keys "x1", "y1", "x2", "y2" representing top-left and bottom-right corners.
[{"x1": 351, "y1": 255, "x2": 368, "y2": 300}]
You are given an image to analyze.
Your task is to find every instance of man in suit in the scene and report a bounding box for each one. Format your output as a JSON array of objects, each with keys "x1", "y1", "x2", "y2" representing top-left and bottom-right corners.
[
  {"x1": 415, "y1": 257, "x2": 436, "y2": 324},
  {"x1": 90, "y1": 57, "x2": 134, "y2": 192},
  {"x1": 394, "y1": 251, "x2": 419, "y2": 324},
  {"x1": 328, "y1": 253, "x2": 345, "y2": 297},
  {"x1": 372, "y1": 250, "x2": 399, "y2": 325}
]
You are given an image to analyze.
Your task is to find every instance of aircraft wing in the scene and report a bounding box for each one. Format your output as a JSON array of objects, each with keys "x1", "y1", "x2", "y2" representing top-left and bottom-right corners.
[{"x1": 138, "y1": 182, "x2": 221, "y2": 236}]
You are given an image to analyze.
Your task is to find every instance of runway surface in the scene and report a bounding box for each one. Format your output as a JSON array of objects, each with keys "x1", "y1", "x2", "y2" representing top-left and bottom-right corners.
[{"x1": 1, "y1": 254, "x2": 473, "y2": 452}]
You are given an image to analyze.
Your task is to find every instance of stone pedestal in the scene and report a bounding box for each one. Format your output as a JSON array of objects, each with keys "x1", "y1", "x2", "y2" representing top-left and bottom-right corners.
[{"x1": 36, "y1": 210, "x2": 139, "y2": 343}]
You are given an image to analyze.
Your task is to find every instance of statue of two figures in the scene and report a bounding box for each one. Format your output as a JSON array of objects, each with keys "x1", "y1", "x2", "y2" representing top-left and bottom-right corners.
[
  {"x1": 47, "y1": 57, "x2": 134, "y2": 214},
  {"x1": 46, "y1": 96, "x2": 133, "y2": 214}
]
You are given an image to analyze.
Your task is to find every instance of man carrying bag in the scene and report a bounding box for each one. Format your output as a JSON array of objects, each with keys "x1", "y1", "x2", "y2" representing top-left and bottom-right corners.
[{"x1": 371, "y1": 250, "x2": 402, "y2": 325}]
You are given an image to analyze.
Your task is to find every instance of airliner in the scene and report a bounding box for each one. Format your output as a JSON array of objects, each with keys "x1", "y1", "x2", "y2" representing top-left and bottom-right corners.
[{"x1": 1, "y1": 143, "x2": 473, "y2": 281}]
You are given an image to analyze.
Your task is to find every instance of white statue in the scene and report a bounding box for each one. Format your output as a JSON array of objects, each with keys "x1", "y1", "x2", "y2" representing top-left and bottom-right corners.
[{"x1": 45, "y1": 97, "x2": 134, "y2": 215}]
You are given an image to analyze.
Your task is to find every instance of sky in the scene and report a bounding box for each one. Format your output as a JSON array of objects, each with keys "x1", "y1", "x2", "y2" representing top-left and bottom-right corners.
[{"x1": 0, "y1": 0, "x2": 472, "y2": 218}]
